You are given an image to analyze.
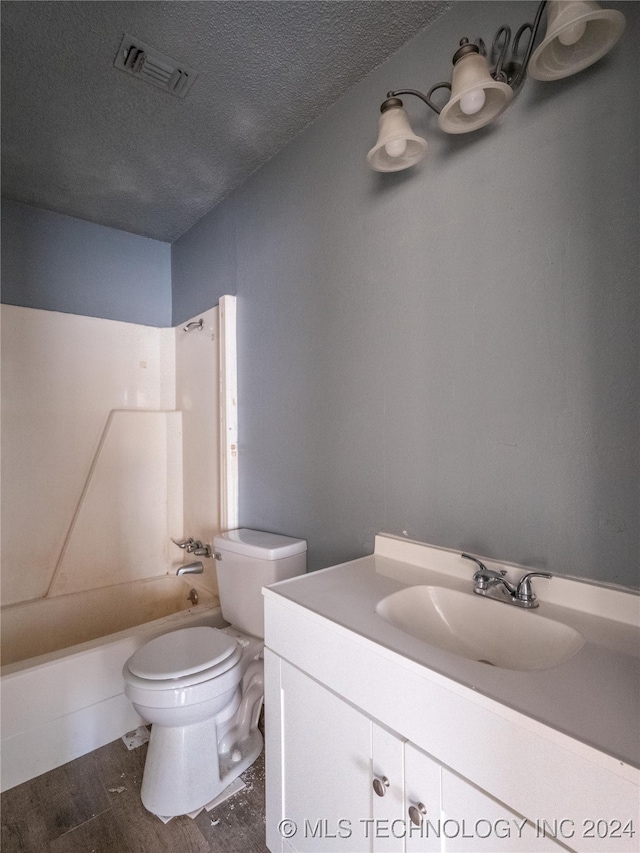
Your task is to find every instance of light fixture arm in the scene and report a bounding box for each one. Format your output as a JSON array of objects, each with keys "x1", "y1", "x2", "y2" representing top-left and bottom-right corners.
[
  {"x1": 466, "y1": 1, "x2": 548, "y2": 90},
  {"x1": 385, "y1": 82, "x2": 452, "y2": 116},
  {"x1": 490, "y1": 26, "x2": 512, "y2": 82},
  {"x1": 502, "y1": 0, "x2": 548, "y2": 90}
]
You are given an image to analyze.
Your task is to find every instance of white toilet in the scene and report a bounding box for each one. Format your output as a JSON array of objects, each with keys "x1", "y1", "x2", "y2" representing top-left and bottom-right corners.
[{"x1": 122, "y1": 528, "x2": 306, "y2": 820}]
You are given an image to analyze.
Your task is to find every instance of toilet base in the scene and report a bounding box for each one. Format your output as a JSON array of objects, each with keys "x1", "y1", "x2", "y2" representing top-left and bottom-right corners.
[
  {"x1": 155, "y1": 777, "x2": 248, "y2": 824},
  {"x1": 141, "y1": 718, "x2": 263, "y2": 819}
]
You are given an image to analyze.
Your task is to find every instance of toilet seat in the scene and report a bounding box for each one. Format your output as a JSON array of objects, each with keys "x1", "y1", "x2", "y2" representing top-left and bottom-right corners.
[{"x1": 125, "y1": 627, "x2": 242, "y2": 689}]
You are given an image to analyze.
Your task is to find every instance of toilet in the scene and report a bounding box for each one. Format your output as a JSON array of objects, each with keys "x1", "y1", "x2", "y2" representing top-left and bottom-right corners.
[{"x1": 122, "y1": 528, "x2": 306, "y2": 820}]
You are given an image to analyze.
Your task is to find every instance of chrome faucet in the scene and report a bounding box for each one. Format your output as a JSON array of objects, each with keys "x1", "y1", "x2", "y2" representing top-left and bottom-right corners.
[
  {"x1": 172, "y1": 538, "x2": 213, "y2": 557},
  {"x1": 461, "y1": 553, "x2": 551, "y2": 609},
  {"x1": 191, "y1": 544, "x2": 213, "y2": 557},
  {"x1": 176, "y1": 561, "x2": 204, "y2": 576},
  {"x1": 173, "y1": 537, "x2": 196, "y2": 550}
]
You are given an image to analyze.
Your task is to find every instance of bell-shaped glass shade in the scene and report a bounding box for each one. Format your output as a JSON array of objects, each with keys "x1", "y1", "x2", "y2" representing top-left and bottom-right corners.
[
  {"x1": 366, "y1": 106, "x2": 428, "y2": 172},
  {"x1": 438, "y1": 52, "x2": 513, "y2": 134},
  {"x1": 529, "y1": 0, "x2": 625, "y2": 81}
]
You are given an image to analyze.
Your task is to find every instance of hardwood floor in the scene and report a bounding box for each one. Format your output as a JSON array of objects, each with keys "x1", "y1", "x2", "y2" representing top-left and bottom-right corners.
[{"x1": 1, "y1": 733, "x2": 268, "y2": 853}]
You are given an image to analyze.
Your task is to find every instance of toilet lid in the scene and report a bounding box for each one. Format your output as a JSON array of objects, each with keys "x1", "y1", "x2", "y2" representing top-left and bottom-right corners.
[{"x1": 127, "y1": 626, "x2": 238, "y2": 680}]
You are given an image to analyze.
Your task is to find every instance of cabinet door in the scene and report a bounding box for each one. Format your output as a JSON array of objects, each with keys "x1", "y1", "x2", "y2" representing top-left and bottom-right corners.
[
  {"x1": 441, "y1": 768, "x2": 566, "y2": 852},
  {"x1": 404, "y1": 742, "x2": 443, "y2": 853},
  {"x1": 371, "y1": 723, "x2": 405, "y2": 853},
  {"x1": 278, "y1": 660, "x2": 374, "y2": 853}
]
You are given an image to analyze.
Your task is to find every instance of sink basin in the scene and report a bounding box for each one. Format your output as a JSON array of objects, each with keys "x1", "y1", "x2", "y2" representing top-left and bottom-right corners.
[{"x1": 375, "y1": 585, "x2": 584, "y2": 671}]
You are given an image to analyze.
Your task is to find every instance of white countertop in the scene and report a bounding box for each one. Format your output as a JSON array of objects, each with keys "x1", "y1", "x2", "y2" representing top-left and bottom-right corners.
[{"x1": 265, "y1": 535, "x2": 640, "y2": 770}]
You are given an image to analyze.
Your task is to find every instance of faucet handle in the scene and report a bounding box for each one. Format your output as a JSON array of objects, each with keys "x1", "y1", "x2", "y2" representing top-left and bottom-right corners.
[
  {"x1": 461, "y1": 553, "x2": 489, "y2": 574},
  {"x1": 192, "y1": 545, "x2": 213, "y2": 558},
  {"x1": 462, "y1": 553, "x2": 506, "y2": 580},
  {"x1": 172, "y1": 537, "x2": 195, "y2": 549},
  {"x1": 516, "y1": 572, "x2": 552, "y2": 603}
]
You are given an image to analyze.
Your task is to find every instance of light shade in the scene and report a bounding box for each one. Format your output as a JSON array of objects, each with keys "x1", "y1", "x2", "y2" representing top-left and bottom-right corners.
[
  {"x1": 528, "y1": 0, "x2": 625, "y2": 81},
  {"x1": 438, "y1": 49, "x2": 513, "y2": 134},
  {"x1": 367, "y1": 103, "x2": 428, "y2": 172}
]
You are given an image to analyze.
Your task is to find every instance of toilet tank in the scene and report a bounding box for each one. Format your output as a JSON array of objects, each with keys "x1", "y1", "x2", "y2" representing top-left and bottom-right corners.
[{"x1": 213, "y1": 529, "x2": 307, "y2": 637}]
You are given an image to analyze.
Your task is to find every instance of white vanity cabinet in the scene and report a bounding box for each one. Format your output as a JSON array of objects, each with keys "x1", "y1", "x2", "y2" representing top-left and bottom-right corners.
[
  {"x1": 266, "y1": 652, "x2": 564, "y2": 853},
  {"x1": 263, "y1": 536, "x2": 639, "y2": 853}
]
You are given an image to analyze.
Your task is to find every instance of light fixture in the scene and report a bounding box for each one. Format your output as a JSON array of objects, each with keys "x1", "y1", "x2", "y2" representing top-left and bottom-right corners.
[
  {"x1": 367, "y1": 0, "x2": 625, "y2": 170},
  {"x1": 366, "y1": 98, "x2": 429, "y2": 172},
  {"x1": 438, "y1": 39, "x2": 513, "y2": 134},
  {"x1": 528, "y1": 0, "x2": 625, "y2": 80}
]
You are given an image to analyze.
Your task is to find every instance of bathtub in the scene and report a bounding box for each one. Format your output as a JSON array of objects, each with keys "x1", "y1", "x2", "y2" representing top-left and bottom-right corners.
[{"x1": 1, "y1": 576, "x2": 225, "y2": 792}]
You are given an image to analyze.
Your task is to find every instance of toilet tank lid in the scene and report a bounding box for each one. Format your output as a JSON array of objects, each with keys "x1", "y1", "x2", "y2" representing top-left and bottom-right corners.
[{"x1": 213, "y1": 528, "x2": 307, "y2": 560}]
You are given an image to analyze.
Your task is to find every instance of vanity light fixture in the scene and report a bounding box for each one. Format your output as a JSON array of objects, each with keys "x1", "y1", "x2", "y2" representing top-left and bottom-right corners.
[{"x1": 367, "y1": 0, "x2": 625, "y2": 172}]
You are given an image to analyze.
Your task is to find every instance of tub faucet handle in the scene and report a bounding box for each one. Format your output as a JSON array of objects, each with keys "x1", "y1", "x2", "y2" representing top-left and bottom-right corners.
[
  {"x1": 172, "y1": 537, "x2": 195, "y2": 550},
  {"x1": 192, "y1": 545, "x2": 213, "y2": 558}
]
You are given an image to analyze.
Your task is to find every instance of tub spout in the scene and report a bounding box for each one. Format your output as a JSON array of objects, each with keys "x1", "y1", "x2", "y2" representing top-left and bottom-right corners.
[{"x1": 177, "y1": 561, "x2": 204, "y2": 576}]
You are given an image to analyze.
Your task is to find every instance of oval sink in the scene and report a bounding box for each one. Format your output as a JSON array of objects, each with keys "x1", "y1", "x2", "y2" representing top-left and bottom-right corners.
[{"x1": 375, "y1": 585, "x2": 584, "y2": 671}]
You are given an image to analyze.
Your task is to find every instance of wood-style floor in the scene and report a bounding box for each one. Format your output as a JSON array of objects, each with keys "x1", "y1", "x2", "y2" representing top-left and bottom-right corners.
[{"x1": 1, "y1": 731, "x2": 269, "y2": 853}]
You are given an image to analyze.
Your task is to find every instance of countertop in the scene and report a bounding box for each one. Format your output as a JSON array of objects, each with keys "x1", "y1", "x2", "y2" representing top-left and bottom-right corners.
[{"x1": 265, "y1": 535, "x2": 640, "y2": 770}]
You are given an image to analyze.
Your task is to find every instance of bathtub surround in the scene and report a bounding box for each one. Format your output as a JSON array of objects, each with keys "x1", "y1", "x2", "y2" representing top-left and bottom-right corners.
[
  {"x1": 1, "y1": 305, "x2": 177, "y2": 605},
  {"x1": 0, "y1": 300, "x2": 230, "y2": 608},
  {"x1": 171, "y1": 1, "x2": 639, "y2": 588}
]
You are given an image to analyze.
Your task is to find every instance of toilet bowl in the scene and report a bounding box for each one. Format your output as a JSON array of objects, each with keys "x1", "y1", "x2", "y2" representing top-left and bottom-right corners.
[
  {"x1": 122, "y1": 528, "x2": 306, "y2": 820},
  {"x1": 123, "y1": 625, "x2": 263, "y2": 818}
]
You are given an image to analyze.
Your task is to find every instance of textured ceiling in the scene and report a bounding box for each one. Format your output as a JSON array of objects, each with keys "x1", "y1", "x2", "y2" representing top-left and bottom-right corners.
[{"x1": 1, "y1": 1, "x2": 450, "y2": 242}]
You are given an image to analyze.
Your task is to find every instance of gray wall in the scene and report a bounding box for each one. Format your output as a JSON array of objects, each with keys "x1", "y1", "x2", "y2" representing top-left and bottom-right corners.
[
  {"x1": 1, "y1": 200, "x2": 172, "y2": 327},
  {"x1": 172, "y1": 0, "x2": 639, "y2": 587}
]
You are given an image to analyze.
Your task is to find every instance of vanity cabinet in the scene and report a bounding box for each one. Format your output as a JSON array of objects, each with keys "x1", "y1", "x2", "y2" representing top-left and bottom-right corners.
[
  {"x1": 263, "y1": 549, "x2": 639, "y2": 853},
  {"x1": 266, "y1": 654, "x2": 564, "y2": 853}
]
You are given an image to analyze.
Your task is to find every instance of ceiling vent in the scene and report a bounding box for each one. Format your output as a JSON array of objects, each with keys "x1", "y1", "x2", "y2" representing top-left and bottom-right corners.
[{"x1": 114, "y1": 33, "x2": 198, "y2": 98}]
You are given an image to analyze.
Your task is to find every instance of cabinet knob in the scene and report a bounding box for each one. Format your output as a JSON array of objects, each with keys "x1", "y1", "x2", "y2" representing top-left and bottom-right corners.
[
  {"x1": 408, "y1": 802, "x2": 427, "y2": 826},
  {"x1": 372, "y1": 776, "x2": 390, "y2": 797}
]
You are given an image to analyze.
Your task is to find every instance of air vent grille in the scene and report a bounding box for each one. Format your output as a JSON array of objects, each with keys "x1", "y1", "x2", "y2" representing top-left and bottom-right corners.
[{"x1": 114, "y1": 34, "x2": 198, "y2": 98}]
